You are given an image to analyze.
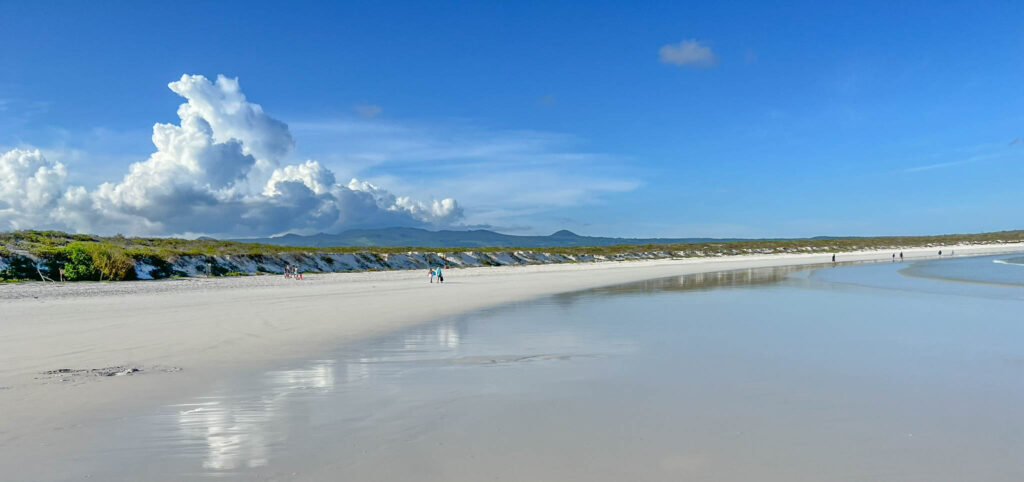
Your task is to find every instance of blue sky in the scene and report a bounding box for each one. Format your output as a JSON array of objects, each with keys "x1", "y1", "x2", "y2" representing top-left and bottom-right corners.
[{"x1": 1, "y1": 0, "x2": 1022, "y2": 237}]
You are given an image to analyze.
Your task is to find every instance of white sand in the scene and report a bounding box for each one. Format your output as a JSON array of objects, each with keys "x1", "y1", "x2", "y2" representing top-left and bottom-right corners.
[{"x1": 1, "y1": 243, "x2": 1022, "y2": 448}]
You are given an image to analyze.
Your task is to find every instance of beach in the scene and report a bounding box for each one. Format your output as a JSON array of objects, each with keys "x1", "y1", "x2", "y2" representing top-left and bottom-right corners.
[{"x1": 2, "y1": 243, "x2": 1023, "y2": 480}]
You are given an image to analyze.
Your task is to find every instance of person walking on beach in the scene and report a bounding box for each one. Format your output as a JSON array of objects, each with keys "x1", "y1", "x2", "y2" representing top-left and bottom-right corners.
[
  {"x1": 832, "y1": 253, "x2": 836, "y2": 265},
  {"x1": 436, "y1": 266, "x2": 444, "y2": 283},
  {"x1": 892, "y1": 253, "x2": 896, "y2": 263},
  {"x1": 429, "y1": 267, "x2": 435, "y2": 283}
]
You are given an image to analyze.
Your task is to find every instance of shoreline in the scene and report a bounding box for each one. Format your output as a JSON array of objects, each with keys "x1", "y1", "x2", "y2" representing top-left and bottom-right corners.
[{"x1": 2, "y1": 243, "x2": 1023, "y2": 449}]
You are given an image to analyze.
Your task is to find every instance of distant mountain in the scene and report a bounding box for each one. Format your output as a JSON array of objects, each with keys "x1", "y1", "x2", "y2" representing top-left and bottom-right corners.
[{"x1": 230, "y1": 227, "x2": 746, "y2": 248}]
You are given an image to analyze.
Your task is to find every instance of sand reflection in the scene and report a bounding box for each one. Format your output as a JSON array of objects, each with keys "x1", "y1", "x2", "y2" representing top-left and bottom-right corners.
[
  {"x1": 173, "y1": 319, "x2": 467, "y2": 473},
  {"x1": 175, "y1": 360, "x2": 335, "y2": 470},
  {"x1": 166, "y1": 266, "x2": 817, "y2": 474},
  {"x1": 556, "y1": 264, "x2": 811, "y2": 303}
]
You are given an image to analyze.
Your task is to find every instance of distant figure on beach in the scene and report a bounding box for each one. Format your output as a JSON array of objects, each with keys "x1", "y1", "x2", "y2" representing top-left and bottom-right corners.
[
  {"x1": 832, "y1": 254, "x2": 836, "y2": 265},
  {"x1": 892, "y1": 253, "x2": 896, "y2": 262},
  {"x1": 283, "y1": 265, "x2": 302, "y2": 279},
  {"x1": 429, "y1": 267, "x2": 435, "y2": 283},
  {"x1": 938, "y1": 250, "x2": 942, "y2": 256},
  {"x1": 900, "y1": 251, "x2": 904, "y2": 262},
  {"x1": 436, "y1": 266, "x2": 444, "y2": 283}
]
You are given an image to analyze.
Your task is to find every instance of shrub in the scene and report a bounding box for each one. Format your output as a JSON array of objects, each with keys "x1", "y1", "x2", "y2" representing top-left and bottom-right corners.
[
  {"x1": 62, "y1": 243, "x2": 99, "y2": 281},
  {"x1": 91, "y1": 244, "x2": 136, "y2": 281},
  {"x1": 62, "y1": 242, "x2": 137, "y2": 281}
]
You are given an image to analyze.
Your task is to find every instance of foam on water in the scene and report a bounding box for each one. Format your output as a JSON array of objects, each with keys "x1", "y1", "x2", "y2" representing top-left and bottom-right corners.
[{"x1": 993, "y1": 255, "x2": 1024, "y2": 267}]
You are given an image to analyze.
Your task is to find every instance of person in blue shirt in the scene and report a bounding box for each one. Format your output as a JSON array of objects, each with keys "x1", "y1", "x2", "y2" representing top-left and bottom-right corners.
[{"x1": 435, "y1": 266, "x2": 443, "y2": 283}]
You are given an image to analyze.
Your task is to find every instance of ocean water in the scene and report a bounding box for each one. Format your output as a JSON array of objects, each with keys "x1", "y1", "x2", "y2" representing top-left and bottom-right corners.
[
  {"x1": 902, "y1": 253, "x2": 1024, "y2": 287},
  {"x1": 18, "y1": 254, "x2": 1024, "y2": 481}
]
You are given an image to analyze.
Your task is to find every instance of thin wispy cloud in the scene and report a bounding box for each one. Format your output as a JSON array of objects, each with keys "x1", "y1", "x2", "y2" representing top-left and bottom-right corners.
[
  {"x1": 0, "y1": 96, "x2": 53, "y2": 131},
  {"x1": 901, "y1": 152, "x2": 1003, "y2": 173},
  {"x1": 743, "y1": 49, "x2": 758, "y2": 64},
  {"x1": 291, "y1": 119, "x2": 619, "y2": 172},
  {"x1": 290, "y1": 118, "x2": 640, "y2": 229},
  {"x1": 902, "y1": 159, "x2": 974, "y2": 173},
  {"x1": 659, "y1": 39, "x2": 717, "y2": 68},
  {"x1": 354, "y1": 103, "x2": 382, "y2": 119}
]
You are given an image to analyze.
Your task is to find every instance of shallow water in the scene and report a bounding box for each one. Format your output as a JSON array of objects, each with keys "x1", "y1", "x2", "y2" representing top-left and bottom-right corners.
[
  {"x1": 17, "y1": 254, "x2": 1024, "y2": 481},
  {"x1": 900, "y1": 253, "x2": 1024, "y2": 288}
]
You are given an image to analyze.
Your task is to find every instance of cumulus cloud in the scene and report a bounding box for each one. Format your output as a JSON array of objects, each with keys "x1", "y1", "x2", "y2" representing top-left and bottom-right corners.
[
  {"x1": 347, "y1": 178, "x2": 463, "y2": 225},
  {"x1": 659, "y1": 39, "x2": 717, "y2": 68},
  {"x1": 0, "y1": 74, "x2": 462, "y2": 236},
  {"x1": 0, "y1": 149, "x2": 69, "y2": 229}
]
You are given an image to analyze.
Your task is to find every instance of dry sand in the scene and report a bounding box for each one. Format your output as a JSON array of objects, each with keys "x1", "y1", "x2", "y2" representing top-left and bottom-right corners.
[{"x1": 1, "y1": 243, "x2": 1022, "y2": 449}]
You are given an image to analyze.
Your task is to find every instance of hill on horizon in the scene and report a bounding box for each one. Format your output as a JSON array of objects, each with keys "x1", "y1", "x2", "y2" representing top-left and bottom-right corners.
[{"x1": 229, "y1": 227, "x2": 789, "y2": 248}]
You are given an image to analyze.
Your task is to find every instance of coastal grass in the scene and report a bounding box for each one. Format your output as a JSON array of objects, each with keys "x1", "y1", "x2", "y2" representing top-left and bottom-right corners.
[
  {"x1": 2, "y1": 229, "x2": 1023, "y2": 258},
  {"x1": 1, "y1": 229, "x2": 1022, "y2": 282}
]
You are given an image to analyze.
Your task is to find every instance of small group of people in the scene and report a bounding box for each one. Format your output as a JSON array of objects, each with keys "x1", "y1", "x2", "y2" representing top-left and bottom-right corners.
[
  {"x1": 428, "y1": 266, "x2": 445, "y2": 283},
  {"x1": 834, "y1": 249, "x2": 963, "y2": 266},
  {"x1": 284, "y1": 264, "x2": 303, "y2": 280}
]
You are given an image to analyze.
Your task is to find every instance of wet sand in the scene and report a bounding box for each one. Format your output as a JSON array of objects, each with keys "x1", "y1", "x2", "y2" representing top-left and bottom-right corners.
[{"x1": 1, "y1": 244, "x2": 1023, "y2": 480}]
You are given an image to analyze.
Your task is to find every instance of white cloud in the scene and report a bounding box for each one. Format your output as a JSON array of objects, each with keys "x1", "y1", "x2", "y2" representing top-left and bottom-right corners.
[
  {"x1": 900, "y1": 152, "x2": 1001, "y2": 173},
  {"x1": 348, "y1": 178, "x2": 463, "y2": 225},
  {"x1": 0, "y1": 148, "x2": 69, "y2": 230},
  {"x1": 0, "y1": 74, "x2": 462, "y2": 236},
  {"x1": 291, "y1": 119, "x2": 619, "y2": 176},
  {"x1": 354, "y1": 104, "x2": 382, "y2": 119},
  {"x1": 659, "y1": 39, "x2": 717, "y2": 68},
  {"x1": 390, "y1": 170, "x2": 639, "y2": 229},
  {"x1": 290, "y1": 120, "x2": 641, "y2": 230},
  {"x1": 169, "y1": 76, "x2": 293, "y2": 159}
]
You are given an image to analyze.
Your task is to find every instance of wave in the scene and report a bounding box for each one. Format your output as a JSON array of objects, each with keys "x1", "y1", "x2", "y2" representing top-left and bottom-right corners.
[{"x1": 994, "y1": 256, "x2": 1024, "y2": 267}]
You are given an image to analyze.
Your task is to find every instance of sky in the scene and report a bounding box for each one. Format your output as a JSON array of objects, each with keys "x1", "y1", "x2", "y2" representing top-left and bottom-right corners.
[{"x1": 1, "y1": 0, "x2": 1022, "y2": 238}]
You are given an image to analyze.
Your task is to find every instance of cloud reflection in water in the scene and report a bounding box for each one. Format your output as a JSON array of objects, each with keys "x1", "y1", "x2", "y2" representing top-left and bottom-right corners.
[{"x1": 172, "y1": 319, "x2": 469, "y2": 473}]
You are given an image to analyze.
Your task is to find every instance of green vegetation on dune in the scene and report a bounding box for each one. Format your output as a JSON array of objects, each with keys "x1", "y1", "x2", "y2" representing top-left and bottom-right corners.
[
  {"x1": 1, "y1": 229, "x2": 1022, "y2": 282},
  {"x1": 61, "y1": 242, "x2": 136, "y2": 281}
]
